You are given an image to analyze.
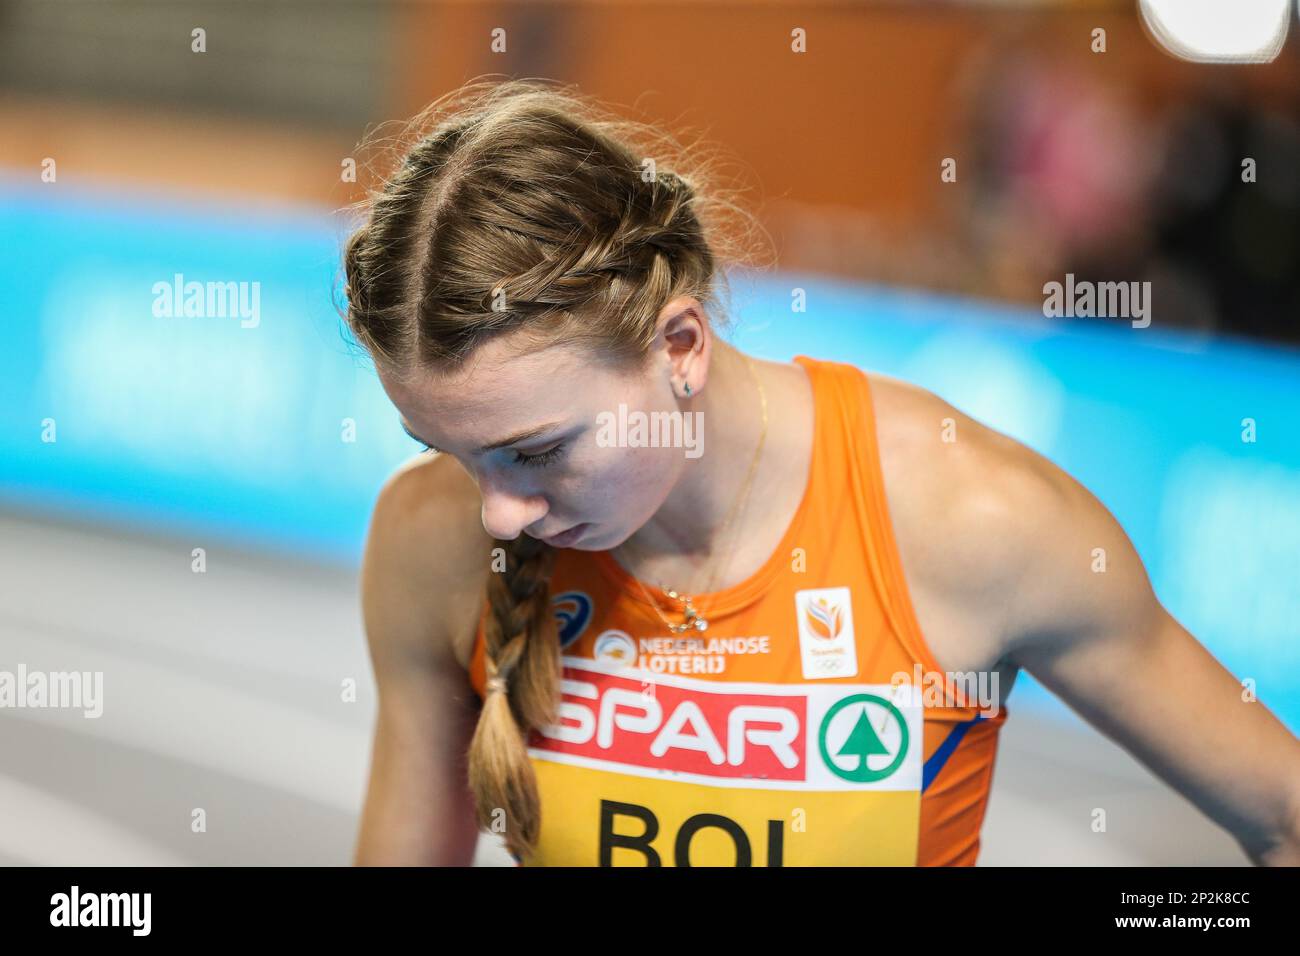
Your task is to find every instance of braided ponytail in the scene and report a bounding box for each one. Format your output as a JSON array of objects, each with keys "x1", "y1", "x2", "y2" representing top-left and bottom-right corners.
[{"x1": 467, "y1": 534, "x2": 561, "y2": 860}]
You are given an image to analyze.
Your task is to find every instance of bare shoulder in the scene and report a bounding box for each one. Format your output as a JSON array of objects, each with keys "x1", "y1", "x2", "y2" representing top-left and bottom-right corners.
[
  {"x1": 869, "y1": 373, "x2": 1069, "y2": 554},
  {"x1": 362, "y1": 452, "x2": 492, "y2": 676},
  {"x1": 864, "y1": 371, "x2": 1108, "y2": 647}
]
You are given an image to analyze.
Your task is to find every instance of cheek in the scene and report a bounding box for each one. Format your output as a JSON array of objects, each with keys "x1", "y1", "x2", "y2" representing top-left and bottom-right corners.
[
  {"x1": 627, "y1": 443, "x2": 677, "y2": 480},
  {"x1": 610, "y1": 444, "x2": 682, "y2": 510},
  {"x1": 569, "y1": 443, "x2": 680, "y2": 510}
]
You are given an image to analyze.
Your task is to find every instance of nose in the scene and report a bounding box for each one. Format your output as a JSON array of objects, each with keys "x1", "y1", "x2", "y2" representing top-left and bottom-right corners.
[{"x1": 477, "y1": 472, "x2": 549, "y2": 540}]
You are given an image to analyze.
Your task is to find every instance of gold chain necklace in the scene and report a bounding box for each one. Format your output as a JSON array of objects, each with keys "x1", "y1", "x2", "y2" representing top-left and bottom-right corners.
[{"x1": 613, "y1": 353, "x2": 768, "y2": 634}]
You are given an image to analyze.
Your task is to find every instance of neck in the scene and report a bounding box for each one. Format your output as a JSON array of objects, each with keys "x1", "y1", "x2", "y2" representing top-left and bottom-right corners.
[{"x1": 616, "y1": 341, "x2": 769, "y2": 572}]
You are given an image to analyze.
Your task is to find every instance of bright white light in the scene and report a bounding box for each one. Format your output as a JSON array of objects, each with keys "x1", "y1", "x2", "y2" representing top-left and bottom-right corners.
[{"x1": 1140, "y1": 0, "x2": 1290, "y2": 63}]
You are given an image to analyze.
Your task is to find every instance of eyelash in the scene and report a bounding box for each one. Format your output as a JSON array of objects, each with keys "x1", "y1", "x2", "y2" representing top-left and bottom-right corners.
[
  {"x1": 417, "y1": 442, "x2": 566, "y2": 469},
  {"x1": 513, "y1": 443, "x2": 566, "y2": 468}
]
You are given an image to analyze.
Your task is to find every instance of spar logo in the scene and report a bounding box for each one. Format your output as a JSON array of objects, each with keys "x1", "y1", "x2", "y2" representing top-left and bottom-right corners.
[
  {"x1": 817, "y1": 693, "x2": 909, "y2": 783},
  {"x1": 529, "y1": 659, "x2": 921, "y2": 790}
]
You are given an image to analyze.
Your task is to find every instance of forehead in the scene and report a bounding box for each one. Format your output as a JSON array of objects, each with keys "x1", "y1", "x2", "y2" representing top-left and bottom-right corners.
[{"x1": 383, "y1": 336, "x2": 608, "y2": 442}]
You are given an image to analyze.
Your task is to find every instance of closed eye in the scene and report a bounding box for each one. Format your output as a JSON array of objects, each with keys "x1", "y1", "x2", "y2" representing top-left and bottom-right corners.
[
  {"x1": 401, "y1": 411, "x2": 579, "y2": 469},
  {"x1": 513, "y1": 443, "x2": 566, "y2": 468},
  {"x1": 415, "y1": 440, "x2": 565, "y2": 469}
]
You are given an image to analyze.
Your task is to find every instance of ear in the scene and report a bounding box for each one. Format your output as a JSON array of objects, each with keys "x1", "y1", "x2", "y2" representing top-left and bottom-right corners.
[{"x1": 657, "y1": 297, "x2": 710, "y2": 394}]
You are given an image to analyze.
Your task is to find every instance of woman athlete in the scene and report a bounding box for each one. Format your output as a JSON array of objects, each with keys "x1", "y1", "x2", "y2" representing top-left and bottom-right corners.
[{"x1": 344, "y1": 78, "x2": 1300, "y2": 867}]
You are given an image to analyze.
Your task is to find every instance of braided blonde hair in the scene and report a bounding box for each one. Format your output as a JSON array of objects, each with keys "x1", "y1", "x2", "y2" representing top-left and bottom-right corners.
[{"x1": 341, "y1": 76, "x2": 770, "y2": 861}]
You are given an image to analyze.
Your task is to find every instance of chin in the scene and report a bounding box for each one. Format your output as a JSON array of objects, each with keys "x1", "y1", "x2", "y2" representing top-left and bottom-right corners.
[{"x1": 568, "y1": 526, "x2": 605, "y2": 550}]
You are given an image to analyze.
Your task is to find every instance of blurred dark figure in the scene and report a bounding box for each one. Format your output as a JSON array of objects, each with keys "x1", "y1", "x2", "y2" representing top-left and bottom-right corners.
[
  {"x1": 958, "y1": 48, "x2": 1300, "y2": 346},
  {"x1": 1144, "y1": 93, "x2": 1300, "y2": 343}
]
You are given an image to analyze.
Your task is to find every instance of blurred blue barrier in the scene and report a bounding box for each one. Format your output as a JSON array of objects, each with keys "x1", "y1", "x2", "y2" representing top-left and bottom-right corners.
[{"x1": 4, "y1": 175, "x2": 1298, "y2": 729}]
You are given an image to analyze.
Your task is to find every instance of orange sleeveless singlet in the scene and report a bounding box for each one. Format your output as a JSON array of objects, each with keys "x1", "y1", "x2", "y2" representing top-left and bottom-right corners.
[{"x1": 467, "y1": 354, "x2": 1009, "y2": 866}]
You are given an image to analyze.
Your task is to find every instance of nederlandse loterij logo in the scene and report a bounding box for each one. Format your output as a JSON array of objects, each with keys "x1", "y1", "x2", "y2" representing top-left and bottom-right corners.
[
  {"x1": 817, "y1": 693, "x2": 909, "y2": 783},
  {"x1": 592, "y1": 630, "x2": 638, "y2": 666},
  {"x1": 795, "y1": 587, "x2": 858, "y2": 679}
]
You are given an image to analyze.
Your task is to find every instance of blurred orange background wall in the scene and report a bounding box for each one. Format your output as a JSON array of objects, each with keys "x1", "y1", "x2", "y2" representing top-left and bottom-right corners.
[{"x1": 3, "y1": 2, "x2": 1297, "y2": 286}]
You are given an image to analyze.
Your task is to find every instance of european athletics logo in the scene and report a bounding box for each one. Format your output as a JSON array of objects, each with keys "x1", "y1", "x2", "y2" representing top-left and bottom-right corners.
[{"x1": 551, "y1": 591, "x2": 592, "y2": 648}]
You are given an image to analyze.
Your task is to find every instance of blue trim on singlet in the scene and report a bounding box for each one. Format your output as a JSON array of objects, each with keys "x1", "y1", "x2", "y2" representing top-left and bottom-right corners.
[{"x1": 921, "y1": 715, "x2": 985, "y2": 793}]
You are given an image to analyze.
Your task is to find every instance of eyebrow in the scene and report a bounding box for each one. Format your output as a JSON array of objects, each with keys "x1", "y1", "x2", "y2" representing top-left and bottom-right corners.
[{"x1": 399, "y1": 418, "x2": 565, "y2": 455}]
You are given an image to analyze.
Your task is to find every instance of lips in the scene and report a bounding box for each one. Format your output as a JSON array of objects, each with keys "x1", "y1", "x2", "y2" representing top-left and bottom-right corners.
[{"x1": 541, "y1": 523, "x2": 587, "y2": 547}]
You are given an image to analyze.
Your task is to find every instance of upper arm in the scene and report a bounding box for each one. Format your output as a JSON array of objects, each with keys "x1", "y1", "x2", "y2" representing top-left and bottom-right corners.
[
  {"x1": 353, "y1": 454, "x2": 490, "y2": 866},
  {"x1": 873, "y1": 374, "x2": 1300, "y2": 862},
  {"x1": 985, "y1": 428, "x2": 1300, "y2": 862}
]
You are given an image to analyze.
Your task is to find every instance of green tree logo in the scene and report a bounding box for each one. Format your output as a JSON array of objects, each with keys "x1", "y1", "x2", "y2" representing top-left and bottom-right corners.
[{"x1": 818, "y1": 694, "x2": 908, "y2": 783}]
